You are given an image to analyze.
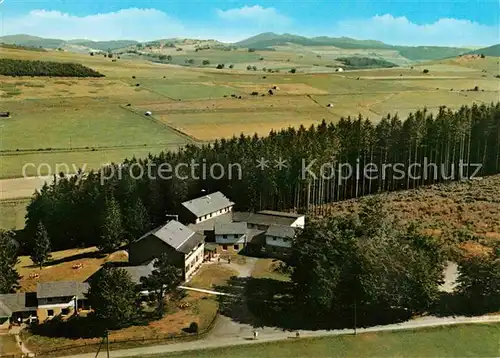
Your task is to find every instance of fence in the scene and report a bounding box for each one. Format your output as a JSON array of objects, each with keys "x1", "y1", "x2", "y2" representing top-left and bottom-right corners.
[{"x1": 32, "y1": 310, "x2": 220, "y2": 357}]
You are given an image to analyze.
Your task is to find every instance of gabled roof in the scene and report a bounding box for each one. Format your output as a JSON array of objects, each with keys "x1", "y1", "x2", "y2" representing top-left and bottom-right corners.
[
  {"x1": 215, "y1": 222, "x2": 247, "y2": 235},
  {"x1": 136, "y1": 220, "x2": 204, "y2": 255},
  {"x1": 0, "y1": 293, "x2": 37, "y2": 313},
  {"x1": 120, "y1": 260, "x2": 156, "y2": 285},
  {"x1": 181, "y1": 192, "x2": 234, "y2": 218},
  {"x1": 266, "y1": 224, "x2": 296, "y2": 239},
  {"x1": 36, "y1": 281, "x2": 89, "y2": 299},
  {"x1": 258, "y1": 210, "x2": 304, "y2": 219},
  {"x1": 188, "y1": 212, "x2": 233, "y2": 233},
  {"x1": 233, "y1": 212, "x2": 297, "y2": 227}
]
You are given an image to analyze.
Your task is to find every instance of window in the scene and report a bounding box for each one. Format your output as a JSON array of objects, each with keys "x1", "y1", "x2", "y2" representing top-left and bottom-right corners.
[
  {"x1": 272, "y1": 236, "x2": 276, "y2": 240},
  {"x1": 233, "y1": 244, "x2": 239, "y2": 250},
  {"x1": 47, "y1": 309, "x2": 54, "y2": 317},
  {"x1": 222, "y1": 234, "x2": 227, "y2": 238},
  {"x1": 61, "y1": 308, "x2": 70, "y2": 315},
  {"x1": 222, "y1": 245, "x2": 227, "y2": 251}
]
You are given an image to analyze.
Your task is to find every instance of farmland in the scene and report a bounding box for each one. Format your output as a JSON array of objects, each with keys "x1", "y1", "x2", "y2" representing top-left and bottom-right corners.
[{"x1": 0, "y1": 46, "x2": 498, "y2": 185}]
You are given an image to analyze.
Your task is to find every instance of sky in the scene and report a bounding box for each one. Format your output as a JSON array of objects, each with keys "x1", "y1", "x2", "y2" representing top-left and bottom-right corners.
[{"x1": 0, "y1": 0, "x2": 499, "y2": 46}]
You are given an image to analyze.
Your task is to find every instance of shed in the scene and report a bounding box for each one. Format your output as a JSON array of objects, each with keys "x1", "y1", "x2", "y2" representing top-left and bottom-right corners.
[{"x1": 144, "y1": 111, "x2": 152, "y2": 116}]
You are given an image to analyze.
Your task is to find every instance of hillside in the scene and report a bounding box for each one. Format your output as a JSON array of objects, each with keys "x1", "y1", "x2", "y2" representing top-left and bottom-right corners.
[
  {"x1": 0, "y1": 34, "x2": 64, "y2": 49},
  {"x1": 67, "y1": 39, "x2": 139, "y2": 51},
  {"x1": 234, "y1": 33, "x2": 470, "y2": 61},
  {"x1": 0, "y1": 35, "x2": 138, "y2": 51},
  {"x1": 466, "y1": 44, "x2": 500, "y2": 57},
  {"x1": 316, "y1": 176, "x2": 500, "y2": 243}
]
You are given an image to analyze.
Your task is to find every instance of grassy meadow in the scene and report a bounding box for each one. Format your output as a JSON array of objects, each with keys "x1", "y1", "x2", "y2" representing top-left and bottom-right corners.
[
  {"x1": 146, "y1": 323, "x2": 500, "y2": 358},
  {"x1": 0, "y1": 45, "x2": 498, "y2": 187}
]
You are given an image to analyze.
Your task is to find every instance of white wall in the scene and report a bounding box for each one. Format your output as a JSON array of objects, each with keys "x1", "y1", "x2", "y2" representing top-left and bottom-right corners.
[
  {"x1": 291, "y1": 216, "x2": 305, "y2": 229},
  {"x1": 195, "y1": 205, "x2": 234, "y2": 223},
  {"x1": 265, "y1": 235, "x2": 292, "y2": 248},
  {"x1": 185, "y1": 242, "x2": 205, "y2": 279},
  {"x1": 215, "y1": 234, "x2": 246, "y2": 244},
  {"x1": 38, "y1": 297, "x2": 75, "y2": 309}
]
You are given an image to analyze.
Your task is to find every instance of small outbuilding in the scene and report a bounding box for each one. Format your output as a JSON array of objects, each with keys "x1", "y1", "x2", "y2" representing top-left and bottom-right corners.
[
  {"x1": 0, "y1": 112, "x2": 10, "y2": 118},
  {"x1": 336, "y1": 68, "x2": 344, "y2": 72},
  {"x1": 144, "y1": 111, "x2": 152, "y2": 116},
  {"x1": 327, "y1": 103, "x2": 334, "y2": 107}
]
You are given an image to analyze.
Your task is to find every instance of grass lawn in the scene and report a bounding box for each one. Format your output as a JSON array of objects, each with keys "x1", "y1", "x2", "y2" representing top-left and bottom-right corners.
[
  {"x1": 0, "y1": 335, "x2": 21, "y2": 355},
  {"x1": 16, "y1": 247, "x2": 128, "y2": 292},
  {"x1": 0, "y1": 199, "x2": 29, "y2": 230},
  {"x1": 0, "y1": 105, "x2": 189, "y2": 151},
  {"x1": 187, "y1": 264, "x2": 238, "y2": 290},
  {"x1": 136, "y1": 81, "x2": 241, "y2": 100},
  {"x1": 251, "y1": 258, "x2": 291, "y2": 282},
  {"x1": 144, "y1": 323, "x2": 500, "y2": 358},
  {"x1": 22, "y1": 291, "x2": 219, "y2": 357}
]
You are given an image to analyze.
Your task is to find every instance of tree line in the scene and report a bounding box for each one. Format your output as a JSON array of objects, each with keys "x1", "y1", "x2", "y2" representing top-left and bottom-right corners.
[
  {"x1": 0, "y1": 59, "x2": 104, "y2": 77},
  {"x1": 336, "y1": 57, "x2": 398, "y2": 69},
  {"x1": 18, "y1": 102, "x2": 500, "y2": 255},
  {"x1": 290, "y1": 198, "x2": 499, "y2": 321}
]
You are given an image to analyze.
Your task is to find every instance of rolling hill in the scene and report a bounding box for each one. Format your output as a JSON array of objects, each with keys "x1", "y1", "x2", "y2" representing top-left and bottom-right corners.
[
  {"x1": 0, "y1": 34, "x2": 138, "y2": 51},
  {"x1": 234, "y1": 33, "x2": 470, "y2": 61},
  {"x1": 234, "y1": 32, "x2": 393, "y2": 49},
  {"x1": 466, "y1": 44, "x2": 500, "y2": 57},
  {"x1": 1, "y1": 33, "x2": 474, "y2": 61}
]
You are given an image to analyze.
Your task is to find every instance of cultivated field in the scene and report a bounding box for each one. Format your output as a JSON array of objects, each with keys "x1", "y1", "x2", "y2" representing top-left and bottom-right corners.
[{"x1": 0, "y1": 46, "x2": 498, "y2": 187}]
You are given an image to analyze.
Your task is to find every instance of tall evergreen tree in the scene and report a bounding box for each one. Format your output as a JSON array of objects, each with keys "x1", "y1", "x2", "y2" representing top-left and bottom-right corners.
[
  {"x1": 140, "y1": 253, "x2": 183, "y2": 316},
  {"x1": 0, "y1": 230, "x2": 20, "y2": 293},
  {"x1": 86, "y1": 267, "x2": 138, "y2": 329},
  {"x1": 98, "y1": 195, "x2": 123, "y2": 253},
  {"x1": 31, "y1": 221, "x2": 51, "y2": 269},
  {"x1": 123, "y1": 198, "x2": 151, "y2": 243}
]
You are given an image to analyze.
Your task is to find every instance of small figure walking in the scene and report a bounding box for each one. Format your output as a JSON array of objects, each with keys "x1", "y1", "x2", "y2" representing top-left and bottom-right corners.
[
  {"x1": 228, "y1": 257, "x2": 231, "y2": 264},
  {"x1": 253, "y1": 329, "x2": 258, "y2": 340}
]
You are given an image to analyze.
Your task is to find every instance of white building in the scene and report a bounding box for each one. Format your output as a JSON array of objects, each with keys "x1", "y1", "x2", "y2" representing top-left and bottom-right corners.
[{"x1": 182, "y1": 191, "x2": 235, "y2": 224}]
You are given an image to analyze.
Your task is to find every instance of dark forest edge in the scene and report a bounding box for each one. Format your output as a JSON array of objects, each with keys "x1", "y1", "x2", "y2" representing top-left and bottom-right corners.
[
  {"x1": 0, "y1": 58, "x2": 104, "y2": 77},
  {"x1": 12, "y1": 102, "x2": 499, "y2": 255}
]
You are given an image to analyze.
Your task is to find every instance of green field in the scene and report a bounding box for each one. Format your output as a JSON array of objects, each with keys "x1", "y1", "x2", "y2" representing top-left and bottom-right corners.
[
  {"x1": 145, "y1": 323, "x2": 500, "y2": 358},
  {"x1": 0, "y1": 46, "x2": 498, "y2": 182}
]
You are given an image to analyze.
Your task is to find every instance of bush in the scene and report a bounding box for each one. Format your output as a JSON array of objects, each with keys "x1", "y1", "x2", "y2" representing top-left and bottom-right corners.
[
  {"x1": 289, "y1": 68, "x2": 297, "y2": 73},
  {"x1": 480, "y1": 54, "x2": 485, "y2": 58},
  {"x1": 259, "y1": 57, "x2": 264, "y2": 61},
  {"x1": 246, "y1": 65, "x2": 252, "y2": 70},
  {"x1": 189, "y1": 321, "x2": 199, "y2": 334},
  {"x1": 229, "y1": 64, "x2": 234, "y2": 69},
  {"x1": 216, "y1": 64, "x2": 225, "y2": 69},
  {"x1": 248, "y1": 48, "x2": 256, "y2": 52},
  {"x1": 107, "y1": 53, "x2": 113, "y2": 58},
  {"x1": 252, "y1": 66, "x2": 257, "y2": 71},
  {"x1": 423, "y1": 69, "x2": 429, "y2": 74},
  {"x1": 202, "y1": 60, "x2": 210, "y2": 65},
  {"x1": 89, "y1": 52, "x2": 94, "y2": 56},
  {"x1": 0, "y1": 59, "x2": 104, "y2": 77},
  {"x1": 251, "y1": 92, "x2": 259, "y2": 96}
]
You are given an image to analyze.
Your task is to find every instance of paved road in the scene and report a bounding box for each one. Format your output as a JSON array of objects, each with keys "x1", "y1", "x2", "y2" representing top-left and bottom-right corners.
[{"x1": 64, "y1": 314, "x2": 500, "y2": 358}]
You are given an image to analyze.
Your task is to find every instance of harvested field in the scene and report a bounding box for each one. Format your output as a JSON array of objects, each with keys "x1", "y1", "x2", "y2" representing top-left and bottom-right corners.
[
  {"x1": 135, "y1": 95, "x2": 322, "y2": 113},
  {"x1": 230, "y1": 82, "x2": 329, "y2": 95}
]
